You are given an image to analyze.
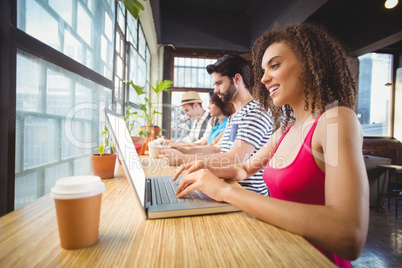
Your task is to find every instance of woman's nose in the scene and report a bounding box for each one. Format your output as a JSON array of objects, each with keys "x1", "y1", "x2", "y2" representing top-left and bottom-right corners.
[{"x1": 261, "y1": 71, "x2": 271, "y2": 85}]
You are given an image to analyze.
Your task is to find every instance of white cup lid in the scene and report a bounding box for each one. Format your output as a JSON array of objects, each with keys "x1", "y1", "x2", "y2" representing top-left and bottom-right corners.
[{"x1": 51, "y1": 176, "x2": 105, "y2": 199}]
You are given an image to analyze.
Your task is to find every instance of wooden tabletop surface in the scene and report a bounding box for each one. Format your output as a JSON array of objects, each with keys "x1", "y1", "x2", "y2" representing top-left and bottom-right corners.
[{"x1": 0, "y1": 156, "x2": 335, "y2": 267}]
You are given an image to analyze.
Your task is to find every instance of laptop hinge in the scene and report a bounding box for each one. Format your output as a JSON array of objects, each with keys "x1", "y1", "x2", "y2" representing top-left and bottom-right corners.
[{"x1": 145, "y1": 179, "x2": 152, "y2": 211}]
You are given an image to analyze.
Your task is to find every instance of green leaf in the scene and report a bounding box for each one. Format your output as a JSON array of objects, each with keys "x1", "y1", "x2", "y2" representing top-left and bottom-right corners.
[
  {"x1": 124, "y1": 80, "x2": 146, "y2": 95},
  {"x1": 111, "y1": 141, "x2": 115, "y2": 153},
  {"x1": 98, "y1": 144, "x2": 104, "y2": 156},
  {"x1": 119, "y1": 0, "x2": 145, "y2": 19},
  {"x1": 152, "y1": 80, "x2": 173, "y2": 94}
]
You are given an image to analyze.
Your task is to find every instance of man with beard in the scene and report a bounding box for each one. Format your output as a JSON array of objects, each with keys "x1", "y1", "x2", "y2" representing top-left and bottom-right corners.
[{"x1": 161, "y1": 54, "x2": 273, "y2": 196}]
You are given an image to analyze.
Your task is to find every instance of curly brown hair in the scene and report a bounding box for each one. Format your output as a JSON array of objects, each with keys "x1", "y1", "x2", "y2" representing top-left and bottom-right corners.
[{"x1": 251, "y1": 23, "x2": 357, "y2": 131}]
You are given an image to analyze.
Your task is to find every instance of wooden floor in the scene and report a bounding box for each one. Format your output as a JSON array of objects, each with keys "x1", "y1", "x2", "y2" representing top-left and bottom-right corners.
[{"x1": 351, "y1": 198, "x2": 402, "y2": 268}]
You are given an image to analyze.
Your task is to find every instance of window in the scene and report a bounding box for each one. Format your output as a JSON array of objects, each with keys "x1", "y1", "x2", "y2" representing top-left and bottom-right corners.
[
  {"x1": 12, "y1": 0, "x2": 152, "y2": 210},
  {"x1": 18, "y1": 0, "x2": 115, "y2": 79},
  {"x1": 170, "y1": 56, "x2": 217, "y2": 140},
  {"x1": 115, "y1": 2, "x2": 151, "y2": 133},
  {"x1": 173, "y1": 57, "x2": 217, "y2": 89},
  {"x1": 357, "y1": 53, "x2": 393, "y2": 137},
  {"x1": 15, "y1": 50, "x2": 111, "y2": 209}
]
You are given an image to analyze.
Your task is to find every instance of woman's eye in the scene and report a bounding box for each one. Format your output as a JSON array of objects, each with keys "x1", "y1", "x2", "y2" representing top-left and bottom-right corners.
[{"x1": 271, "y1": 64, "x2": 279, "y2": 69}]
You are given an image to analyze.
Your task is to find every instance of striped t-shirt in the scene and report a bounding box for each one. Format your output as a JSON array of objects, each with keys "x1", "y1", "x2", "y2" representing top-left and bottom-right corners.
[{"x1": 220, "y1": 100, "x2": 273, "y2": 196}]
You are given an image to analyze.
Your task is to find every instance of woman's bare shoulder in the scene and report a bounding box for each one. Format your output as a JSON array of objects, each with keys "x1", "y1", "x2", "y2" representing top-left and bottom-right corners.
[
  {"x1": 317, "y1": 106, "x2": 363, "y2": 143},
  {"x1": 319, "y1": 106, "x2": 359, "y2": 125}
]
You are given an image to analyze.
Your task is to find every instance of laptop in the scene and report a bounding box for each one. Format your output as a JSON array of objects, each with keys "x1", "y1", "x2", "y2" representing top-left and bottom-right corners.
[{"x1": 105, "y1": 109, "x2": 240, "y2": 219}]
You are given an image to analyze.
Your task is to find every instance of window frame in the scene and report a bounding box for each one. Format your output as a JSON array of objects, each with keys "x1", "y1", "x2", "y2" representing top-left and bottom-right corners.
[
  {"x1": 357, "y1": 51, "x2": 397, "y2": 138},
  {"x1": 0, "y1": 0, "x2": 152, "y2": 216},
  {"x1": 170, "y1": 52, "x2": 221, "y2": 93}
]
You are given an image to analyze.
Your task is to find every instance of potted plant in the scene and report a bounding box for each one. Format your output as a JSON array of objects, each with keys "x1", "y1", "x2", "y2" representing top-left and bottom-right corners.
[
  {"x1": 124, "y1": 105, "x2": 147, "y2": 155},
  {"x1": 91, "y1": 125, "x2": 117, "y2": 179},
  {"x1": 125, "y1": 79, "x2": 173, "y2": 144}
]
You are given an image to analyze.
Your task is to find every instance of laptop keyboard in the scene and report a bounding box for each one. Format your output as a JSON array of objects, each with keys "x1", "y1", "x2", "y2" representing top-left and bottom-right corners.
[{"x1": 154, "y1": 177, "x2": 203, "y2": 205}]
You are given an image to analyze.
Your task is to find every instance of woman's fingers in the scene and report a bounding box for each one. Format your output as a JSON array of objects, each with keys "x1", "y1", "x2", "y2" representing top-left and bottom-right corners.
[
  {"x1": 172, "y1": 164, "x2": 186, "y2": 181},
  {"x1": 184, "y1": 161, "x2": 204, "y2": 176},
  {"x1": 176, "y1": 174, "x2": 197, "y2": 197}
]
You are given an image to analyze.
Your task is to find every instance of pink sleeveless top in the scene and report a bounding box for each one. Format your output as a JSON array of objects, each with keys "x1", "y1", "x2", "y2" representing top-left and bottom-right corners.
[{"x1": 263, "y1": 114, "x2": 352, "y2": 268}]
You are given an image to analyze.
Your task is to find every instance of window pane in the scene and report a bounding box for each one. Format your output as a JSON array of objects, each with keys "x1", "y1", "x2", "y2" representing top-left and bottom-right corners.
[
  {"x1": 15, "y1": 50, "x2": 112, "y2": 209},
  {"x1": 117, "y1": 2, "x2": 126, "y2": 35},
  {"x1": 77, "y1": 3, "x2": 92, "y2": 46},
  {"x1": 49, "y1": 0, "x2": 72, "y2": 25},
  {"x1": 138, "y1": 25, "x2": 146, "y2": 59},
  {"x1": 127, "y1": 13, "x2": 138, "y2": 48},
  {"x1": 45, "y1": 163, "x2": 70, "y2": 195},
  {"x1": 357, "y1": 53, "x2": 393, "y2": 137},
  {"x1": 14, "y1": 173, "x2": 38, "y2": 210},
  {"x1": 17, "y1": 0, "x2": 115, "y2": 79},
  {"x1": 16, "y1": 54, "x2": 43, "y2": 112},
  {"x1": 23, "y1": 116, "x2": 59, "y2": 168},
  {"x1": 46, "y1": 70, "x2": 72, "y2": 116},
  {"x1": 64, "y1": 29, "x2": 83, "y2": 64},
  {"x1": 24, "y1": 0, "x2": 60, "y2": 50},
  {"x1": 173, "y1": 56, "x2": 216, "y2": 88}
]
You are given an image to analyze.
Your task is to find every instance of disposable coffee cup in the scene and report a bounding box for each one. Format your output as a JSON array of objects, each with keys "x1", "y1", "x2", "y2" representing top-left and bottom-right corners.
[
  {"x1": 51, "y1": 176, "x2": 105, "y2": 249},
  {"x1": 148, "y1": 141, "x2": 160, "y2": 159}
]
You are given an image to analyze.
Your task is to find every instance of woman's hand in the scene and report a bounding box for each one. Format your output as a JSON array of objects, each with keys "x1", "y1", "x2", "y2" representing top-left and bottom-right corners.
[
  {"x1": 175, "y1": 168, "x2": 230, "y2": 202},
  {"x1": 172, "y1": 160, "x2": 205, "y2": 181}
]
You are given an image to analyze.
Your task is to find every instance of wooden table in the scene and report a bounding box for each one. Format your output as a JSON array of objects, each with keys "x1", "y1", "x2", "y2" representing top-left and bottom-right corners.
[{"x1": 0, "y1": 156, "x2": 335, "y2": 267}]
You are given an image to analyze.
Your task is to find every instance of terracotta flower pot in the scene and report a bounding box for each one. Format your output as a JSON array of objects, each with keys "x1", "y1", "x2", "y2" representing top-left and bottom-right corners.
[
  {"x1": 91, "y1": 154, "x2": 116, "y2": 179},
  {"x1": 148, "y1": 126, "x2": 161, "y2": 141},
  {"x1": 140, "y1": 137, "x2": 150, "y2": 155}
]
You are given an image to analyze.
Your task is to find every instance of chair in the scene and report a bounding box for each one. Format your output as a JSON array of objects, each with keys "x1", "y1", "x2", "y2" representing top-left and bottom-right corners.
[{"x1": 377, "y1": 164, "x2": 402, "y2": 217}]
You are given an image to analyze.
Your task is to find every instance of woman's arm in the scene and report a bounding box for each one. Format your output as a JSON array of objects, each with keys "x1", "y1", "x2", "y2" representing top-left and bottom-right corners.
[
  {"x1": 173, "y1": 129, "x2": 280, "y2": 181},
  {"x1": 176, "y1": 108, "x2": 369, "y2": 260}
]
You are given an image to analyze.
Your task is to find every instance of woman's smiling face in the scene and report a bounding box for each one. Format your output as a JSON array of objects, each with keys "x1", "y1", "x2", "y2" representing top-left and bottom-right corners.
[{"x1": 260, "y1": 42, "x2": 304, "y2": 107}]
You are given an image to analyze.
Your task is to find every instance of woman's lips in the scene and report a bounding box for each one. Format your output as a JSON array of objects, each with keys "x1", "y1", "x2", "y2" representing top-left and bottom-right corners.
[{"x1": 267, "y1": 85, "x2": 279, "y2": 97}]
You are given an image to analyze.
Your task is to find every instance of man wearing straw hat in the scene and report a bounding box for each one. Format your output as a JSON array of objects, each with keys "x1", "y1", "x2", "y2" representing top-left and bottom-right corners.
[{"x1": 175, "y1": 91, "x2": 212, "y2": 144}]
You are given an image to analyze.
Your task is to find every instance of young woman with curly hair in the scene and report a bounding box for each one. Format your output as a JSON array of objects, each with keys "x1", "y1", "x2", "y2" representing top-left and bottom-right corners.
[{"x1": 173, "y1": 23, "x2": 369, "y2": 267}]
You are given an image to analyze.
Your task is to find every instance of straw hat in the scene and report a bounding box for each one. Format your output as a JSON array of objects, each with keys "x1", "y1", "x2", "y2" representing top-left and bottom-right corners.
[{"x1": 181, "y1": 91, "x2": 202, "y2": 105}]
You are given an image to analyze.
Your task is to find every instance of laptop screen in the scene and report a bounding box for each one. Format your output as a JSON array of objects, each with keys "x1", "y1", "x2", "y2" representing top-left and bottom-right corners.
[{"x1": 105, "y1": 109, "x2": 146, "y2": 207}]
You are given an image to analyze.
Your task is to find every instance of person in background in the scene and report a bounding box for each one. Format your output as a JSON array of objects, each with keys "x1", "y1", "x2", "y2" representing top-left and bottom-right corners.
[
  {"x1": 171, "y1": 107, "x2": 192, "y2": 141},
  {"x1": 173, "y1": 91, "x2": 234, "y2": 148},
  {"x1": 173, "y1": 23, "x2": 369, "y2": 267},
  {"x1": 165, "y1": 91, "x2": 212, "y2": 146},
  {"x1": 162, "y1": 54, "x2": 273, "y2": 197}
]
